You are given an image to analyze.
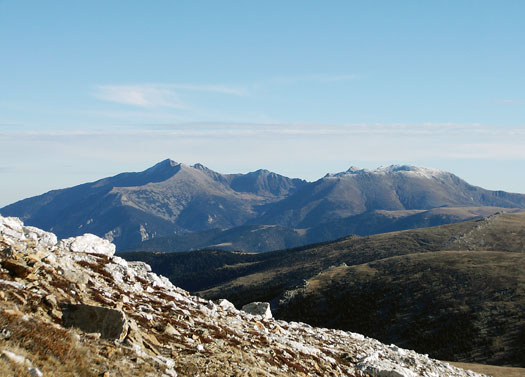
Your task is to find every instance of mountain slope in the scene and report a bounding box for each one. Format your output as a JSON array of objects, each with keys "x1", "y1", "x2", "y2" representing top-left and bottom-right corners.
[
  {"x1": 0, "y1": 215, "x2": 488, "y2": 377},
  {"x1": 275, "y1": 250, "x2": 525, "y2": 366},
  {"x1": 126, "y1": 211, "x2": 525, "y2": 366},
  {"x1": 132, "y1": 206, "x2": 513, "y2": 252}
]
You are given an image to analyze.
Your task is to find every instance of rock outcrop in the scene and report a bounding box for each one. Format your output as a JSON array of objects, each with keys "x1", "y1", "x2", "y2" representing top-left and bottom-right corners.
[
  {"x1": 58, "y1": 234, "x2": 116, "y2": 257},
  {"x1": 0, "y1": 215, "x2": 486, "y2": 377}
]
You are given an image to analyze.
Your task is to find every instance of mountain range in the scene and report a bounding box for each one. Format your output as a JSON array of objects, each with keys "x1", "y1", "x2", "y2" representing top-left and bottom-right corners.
[{"x1": 2, "y1": 159, "x2": 524, "y2": 251}]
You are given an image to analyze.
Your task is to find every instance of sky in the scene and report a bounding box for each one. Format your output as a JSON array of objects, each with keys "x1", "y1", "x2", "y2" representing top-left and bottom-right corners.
[{"x1": 1, "y1": 0, "x2": 525, "y2": 207}]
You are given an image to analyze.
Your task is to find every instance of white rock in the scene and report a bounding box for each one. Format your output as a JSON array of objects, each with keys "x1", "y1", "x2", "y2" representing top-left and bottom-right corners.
[
  {"x1": 216, "y1": 299, "x2": 236, "y2": 312},
  {"x1": 28, "y1": 367, "x2": 44, "y2": 377},
  {"x1": 112, "y1": 256, "x2": 129, "y2": 268},
  {"x1": 0, "y1": 216, "x2": 24, "y2": 234},
  {"x1": 104, "y1": 264, "x2": 125, "y2": 285},
  {"x1": 58, "y1": 234, "x2": 116, "y2": 257},
  {"x1": 1, "y1": 350, "x2": 29, "y2": 365},
  {"x1": 42, "y1": 253, "x2": 57, "y2": 266},
  {"x1": 128, "y1": 261, "x2": 152, "y2": 273},
  {"x1": 241, "y1": 302, "x2": 272, "y2": 319},
  {"x1": 0, "y1": 279, "x2": 26, "y2": 290},
  {"x1": 0, "y1": 216, "x2": 25, "y2": 245},
  {"x1": 23, "y1": 225, "x2": 57, "y2": 247},
  {"x1": 0, "y1": 216, "x2": 57, "y2": 252}
]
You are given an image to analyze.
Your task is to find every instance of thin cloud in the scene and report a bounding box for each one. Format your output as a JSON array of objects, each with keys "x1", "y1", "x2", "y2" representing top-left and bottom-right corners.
[
  {"x1": 94, "y1": 85, "x2": 187, "y2": 108},
  {"x1": 93, "y1": 82, "x2": 248, "y2": 108}
]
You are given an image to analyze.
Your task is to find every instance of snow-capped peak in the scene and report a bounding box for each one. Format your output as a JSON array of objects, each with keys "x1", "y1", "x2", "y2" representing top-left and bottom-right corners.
[{"x1": 327, "y1": 165, "x2": 448, "y2": 179}]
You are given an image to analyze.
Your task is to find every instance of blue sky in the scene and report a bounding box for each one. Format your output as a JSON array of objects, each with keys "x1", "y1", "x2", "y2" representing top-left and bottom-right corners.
[{"x1": 1, "y1": 1, "x2": 525, "y2": 206}]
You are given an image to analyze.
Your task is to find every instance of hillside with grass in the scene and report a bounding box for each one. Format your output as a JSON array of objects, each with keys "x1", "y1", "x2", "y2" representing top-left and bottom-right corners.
[
  {"x1": 1, "y1": 215, "x2": 496, "y2": 377},
  {"x1": 126, "y1": 211, "x2": 525, "y2": 367}
]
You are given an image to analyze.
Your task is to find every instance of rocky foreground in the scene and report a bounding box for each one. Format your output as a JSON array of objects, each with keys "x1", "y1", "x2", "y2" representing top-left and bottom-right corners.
[{"x1": 0, "y1": 216, "x2": 485, "y2": 377}]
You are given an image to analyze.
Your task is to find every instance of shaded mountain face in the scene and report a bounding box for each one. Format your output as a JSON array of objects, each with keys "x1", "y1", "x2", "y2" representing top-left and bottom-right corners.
[
  {"x1": 2, "y1": 161, "x2": 524, "y2": 251},
  {"x1": 133, "y1": 206, "x2": 516, "y2": 253}
]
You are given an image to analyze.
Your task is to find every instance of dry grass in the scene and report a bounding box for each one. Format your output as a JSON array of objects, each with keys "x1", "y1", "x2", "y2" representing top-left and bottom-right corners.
[
  {"x1": 0, "y1": 306, "x2": 163, "y2": 377},
  {"x1": 0, "y1": 309, "x2": 96, "y2": 376},
  {"x1": 450, "y1": 361, "x2": 525, "y2": 377}
]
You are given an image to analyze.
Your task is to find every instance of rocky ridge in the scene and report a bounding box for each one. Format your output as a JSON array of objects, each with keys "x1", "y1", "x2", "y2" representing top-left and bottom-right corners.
[{"x1": 0, "y1": 215, "x2": 485, "y2": 376}]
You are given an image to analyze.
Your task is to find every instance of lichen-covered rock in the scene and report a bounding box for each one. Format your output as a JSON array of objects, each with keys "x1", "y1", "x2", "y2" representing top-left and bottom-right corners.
[{"x1": 57, "y1": 233, "x2": 115, "y2": 257}]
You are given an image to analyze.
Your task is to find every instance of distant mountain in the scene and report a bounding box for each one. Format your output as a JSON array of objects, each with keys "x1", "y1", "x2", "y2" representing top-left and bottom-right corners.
[
  {"x1": 2, "y1": 160, "x2": 524, "y2": 251},
  {"x1": 0, "y1": 159, "x2": 306, "y2": 249},
  {"x1": 256, "y1": 165, "x2": 525, "y2": 228}
]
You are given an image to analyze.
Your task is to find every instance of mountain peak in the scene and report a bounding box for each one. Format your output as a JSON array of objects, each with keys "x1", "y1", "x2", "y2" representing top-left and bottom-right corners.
[
  {"x1": 139, "y1": 158, "x2": 182, "y2": 181},
  {"x1": 327, "y1": 165, "x2": 447, "y2": 179},
  {"x1": 155, "y1": 158, "x2": 179, "y2": 167},
  {"x1": 375, "y1": 165, "x2": 447, "y2": 179}
]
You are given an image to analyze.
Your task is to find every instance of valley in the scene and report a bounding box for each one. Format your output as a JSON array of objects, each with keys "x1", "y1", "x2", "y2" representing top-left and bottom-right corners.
[{"x1": 125, "y1": 211, "x2": 525, "y2": 367}]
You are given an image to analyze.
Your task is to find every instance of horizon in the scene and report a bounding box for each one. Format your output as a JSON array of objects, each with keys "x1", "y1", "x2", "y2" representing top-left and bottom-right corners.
[{"x1": 1, "y1": 1, "x2": 524, "y2": 206}]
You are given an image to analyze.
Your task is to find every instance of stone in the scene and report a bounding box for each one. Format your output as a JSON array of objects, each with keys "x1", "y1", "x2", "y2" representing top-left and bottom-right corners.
[
  {"x1": 0, "y1": 216, "x2": 25, "y2": 245},
  {"x1": 164, "y1": 323, "x2": 181, "y2": 336},
  {"x1": 241, "y1": 302, "x2": 272, "y2": 319},
  {"x1": 0, "y1": 215, "x2": 57, "y2": 250},
  {"x1": 28, "y1": 367, "x2": 44, "y2": 377},
  {"x1": 1, "y1": 350, "x2": 29, "y2": 365},
  {"x1": 58, "y1": 234, "x2": 116, "y2": 257},
  {"x1": 216, "y1": 299, "x2": 236, "y2": 312},
  {"x1": 112, "y1": 256, "x2": 129, "y2": 268},
  {"x1": 1, "y1": 259, "x2": 32, "y2": 278},
  {"x1": 128, "y1": 261, "x2": 152, "y2": 273},
  {"x1": 357, "y1": 352, "x2": 419, "y2": 377},
  {"x1": 61, "y1": 304, "x2": 128, "y2": 341},
  {"x1": 23, "y1": 225, "x2": 57, "y2": 248},
  {"x1": 0, "y1": 279, "x2": 26, "y2": 290}
]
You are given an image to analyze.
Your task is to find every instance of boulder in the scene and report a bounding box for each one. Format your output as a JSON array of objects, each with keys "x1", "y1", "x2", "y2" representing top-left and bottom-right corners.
[
  {"x1": 216, "y1": 299, "x2": 236, "y2": 312},
  {"x1": 357, "y1": 352, "x2": 419, "y2": 377},
  {"x1": 241, "y1": 302, "x2": 272, "y2": 319},
  {"x1": 23, "y1": 225, "x2": 57, "y2": 248},
  {"x1": 61, "y1": 304, "x2": 128, "y2": 341},
  {"x1": 1, "y1": 259, "x2": 32, "y2": 278},
  {"x1": 58, "y1": 234, "x2": 116, "y2": 257},
  {"x1": 128, "y1": 261, "x2": 152, "y2": 273}
]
